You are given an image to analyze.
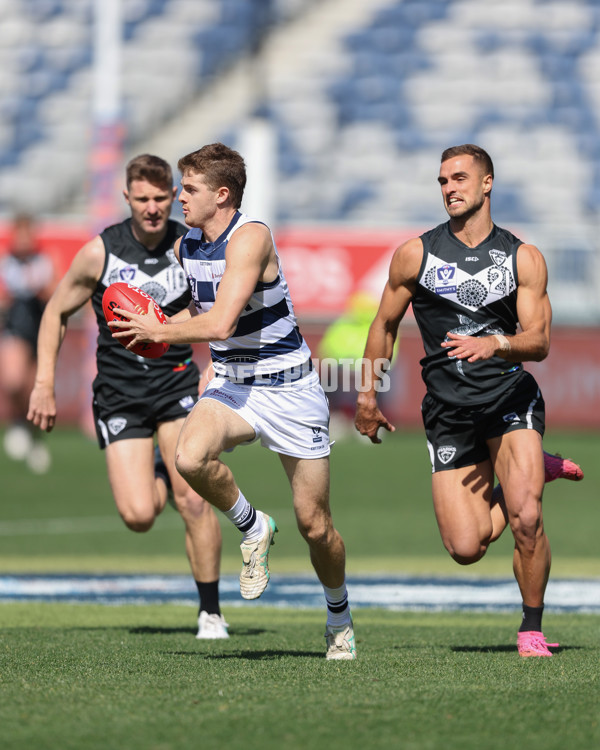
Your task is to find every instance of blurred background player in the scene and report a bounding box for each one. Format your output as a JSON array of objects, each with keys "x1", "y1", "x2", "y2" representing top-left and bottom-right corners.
[
  {"x1": 27, "y1": 155, "x2": 227, "y2": 639},
  {"x1": 0, "y1": 213, "x2": 56, "y2": 473}
]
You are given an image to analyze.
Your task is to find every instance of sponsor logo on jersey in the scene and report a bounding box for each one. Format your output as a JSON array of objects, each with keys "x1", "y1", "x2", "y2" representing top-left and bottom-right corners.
[
  {"x1": 435, "y1": 263, "x2": 457, "y2": 294},
  {"x1": 108, "y1": 417, "x2": 128, "y2": 436},
  {"x1": 144, "y1": 257, "x2": 159, "y2": 264},
  {"x1": 502, "y1": 412, "x2": 521, "y2": 424},
  {"x1": 179, "y1": 395, "x2": 195, "y2": 411},
  {"x1": 311, "y1": 426, "x2": 323, "y2": 443},
  {"x1": 437, "y1": 445, "x2": 456, "y2": 464},
  {"x1": 465, "y1": 256, "x2": 479, "y2": 261}
]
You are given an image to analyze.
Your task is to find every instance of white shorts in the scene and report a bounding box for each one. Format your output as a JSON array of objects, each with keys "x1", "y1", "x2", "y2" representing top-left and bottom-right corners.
[{"x1": 200, "y1": 370, "x2": 331, "y2": 459}]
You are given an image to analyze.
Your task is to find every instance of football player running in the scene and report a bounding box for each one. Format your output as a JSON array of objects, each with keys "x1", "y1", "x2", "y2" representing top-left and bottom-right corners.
[
  {"x1": 109, "y1": 143, "x2": 356, "y2": 660},
  {"x1": 28, "y1": 155, "x2": 227, "y2": 639},
  {"x1": 355, "y1": 144, "x2": 583, "y2": 658}
]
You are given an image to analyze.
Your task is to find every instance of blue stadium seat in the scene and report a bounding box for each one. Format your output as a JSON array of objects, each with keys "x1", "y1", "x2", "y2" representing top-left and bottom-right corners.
[
  {"x1": 21, "y1": 0, "x2": 64, "y2": 22},
  {"x1": 0, "y1": 0, "x2": 280, "y2": 214},
  {"x1": 2, "y1": 0, "x2": 600, "y2": 242}
]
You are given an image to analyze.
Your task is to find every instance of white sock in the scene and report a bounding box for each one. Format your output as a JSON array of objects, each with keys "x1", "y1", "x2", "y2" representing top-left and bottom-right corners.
[
  {"x1": 323, "y1": 582, "x2": 351, "y2": 628},
  {"x1": 223, "y1": 490, "x2": 265, "y2": 542}
]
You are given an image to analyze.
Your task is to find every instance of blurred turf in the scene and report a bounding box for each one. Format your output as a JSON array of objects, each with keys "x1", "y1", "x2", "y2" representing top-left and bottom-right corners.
[
  {"x1": 0, "y1": 604, "x2": 598, "y2": 750},
  {"x1": 0, "y1": 426, "x2": 597, "y2": 576}
]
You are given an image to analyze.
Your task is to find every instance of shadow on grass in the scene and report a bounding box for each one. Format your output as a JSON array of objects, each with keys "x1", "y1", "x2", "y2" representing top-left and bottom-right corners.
[
  {"x1": 165, "y1": 649, "x2": 324, "y2": 660},
  {"x1": 129, "y1": 626, "x2": 195, "y2": 635},
  {"x1": 129, "y1": 625, "x2": 271, "y2": 637},
  {"x1": 451, "y1": 645, "x2": 581, "y2": 654}
]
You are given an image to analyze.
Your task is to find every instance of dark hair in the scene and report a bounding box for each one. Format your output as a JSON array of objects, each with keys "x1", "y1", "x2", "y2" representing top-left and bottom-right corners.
[
  {"x1": 177, "y1": 143, "x2": 246, "y2": 209},
  {"x1": 441, "y1": 144, "x2": 494, "y2": 179},
  {"x1": 126, "y1": 154, "x2": 173, "y2": 189}
]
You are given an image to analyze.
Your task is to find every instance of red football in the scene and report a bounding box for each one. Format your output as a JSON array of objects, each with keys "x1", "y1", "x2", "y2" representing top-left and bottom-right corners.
[{"x1": 102, "y1": 282, "x2": 170, "y2": 359}]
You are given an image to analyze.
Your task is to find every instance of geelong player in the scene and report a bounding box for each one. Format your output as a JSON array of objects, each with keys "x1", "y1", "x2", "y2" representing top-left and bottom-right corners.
[
  {"x1": 109, "y1": 143, "x2": 356, "y2": 660},
  {"x1": 355, "y1": 144, "x2": 583, "y2": 657},
  {"x1": 28, "y1": 155, "x2": 228, "y2": 639}
]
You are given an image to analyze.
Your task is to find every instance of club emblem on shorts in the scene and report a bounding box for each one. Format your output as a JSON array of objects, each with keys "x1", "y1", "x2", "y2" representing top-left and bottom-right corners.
[
  {"x1": 437, "y1": 445, "x2": 456, "y2": 464},
  {"x1": 179, "y1": 395, "x2": 195, "y2": 411},
  {"x1": 107, "y1": 417, "x2": 127, "y2": 436},
  {"x1": 311, "y1": 427, "x2": 323, "y2": 444},
  {"x1": 503, "y1": 412, "x2": 521, "y2": 424}
]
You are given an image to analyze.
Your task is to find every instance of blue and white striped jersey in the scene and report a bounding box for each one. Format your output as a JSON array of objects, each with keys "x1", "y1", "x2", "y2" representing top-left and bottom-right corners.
[{"x1": 179, "y1": 211, "x2": 312, "y2": 383}]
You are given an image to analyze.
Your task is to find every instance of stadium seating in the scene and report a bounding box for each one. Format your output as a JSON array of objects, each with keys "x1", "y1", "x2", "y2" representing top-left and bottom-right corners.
[
  {"x1": 266, "y1": 0, "x2": 600, "y2": 228},
  {"x1": 257, "y1": 0, "x2": 599, "y2": 320},
  {"x1": 0, "y1": 0, "x2": 285, "y2": 213},
  {"x1": 0, "y1": 0, "x2": 599, "y2": 317}
]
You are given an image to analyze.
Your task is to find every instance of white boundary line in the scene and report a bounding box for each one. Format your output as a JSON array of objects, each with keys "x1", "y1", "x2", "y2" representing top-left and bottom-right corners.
[
  {"x1": 0, "y1": 574, "x2": 598, "y2": 613},
  {"x1": 0, "y1": 515, "x2": 183, "y2": 535}
]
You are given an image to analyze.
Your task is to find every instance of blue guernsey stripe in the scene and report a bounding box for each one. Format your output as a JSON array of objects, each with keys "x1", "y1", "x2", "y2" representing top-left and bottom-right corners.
[
  {"x1": 232, "y1": 298, "x2": 289, "y2": 338},
  {"x1": 255, "y1": 277, "x2": 280, "y2": 291},
  {"x1": 190, "y1": 280, "x2": 215, "y2": 302},
  {"x1": 210, "y1": 327, "x2": 304, "y2": 363}
]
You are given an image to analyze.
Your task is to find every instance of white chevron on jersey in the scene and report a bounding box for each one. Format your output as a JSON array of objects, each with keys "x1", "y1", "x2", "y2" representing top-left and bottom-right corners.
[
  {"x1": 419, "y1": 249, "x2": 516, "y2": 312},
  {"x1": 101, "y1": 248, "x2": 189, "y2": 308}
]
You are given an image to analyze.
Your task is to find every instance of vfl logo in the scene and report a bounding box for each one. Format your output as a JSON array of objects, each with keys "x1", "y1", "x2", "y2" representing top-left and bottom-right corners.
[
  {"x1": 437, "y1": 445, "x2": 456, "y2": 465},
  {"x1": 311, "y1": 427, "x2": 323, "y2": 444},
  {"x1": 502, "y1": 412, "x2": 521, "y2": 424},
  {"x1": 108, "y1": 417, "x2": 127, "y2": 436},
  {"x1": 119, "y1": 265, "x2": 137, "y2": 282},
  {"x1": 489, "y1": 249, "x2": 507, "y2": 267},
  {"x1": 179, "y1": 395, "x2": 195, "y2": 411},
  {"x1": 435, "y1": 263, "x2": 457, "y2": 294}
]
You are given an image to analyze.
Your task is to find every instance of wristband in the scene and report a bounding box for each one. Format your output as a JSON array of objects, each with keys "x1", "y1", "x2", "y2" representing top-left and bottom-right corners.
[{"x1": 494, "y1": 334, "x2": 511, "y2": 352}]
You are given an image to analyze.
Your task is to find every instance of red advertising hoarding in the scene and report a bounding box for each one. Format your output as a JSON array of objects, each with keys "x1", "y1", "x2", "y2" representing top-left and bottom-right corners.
[
  {"x1": 275, "y1": 226, "x2": 410, "y2": 318},
  {"x1": 1, "y1": 223, "x2": 599, "y2": 429}
]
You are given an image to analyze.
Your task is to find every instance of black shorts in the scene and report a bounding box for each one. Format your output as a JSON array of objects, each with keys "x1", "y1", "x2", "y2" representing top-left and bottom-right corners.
[
  {"x1": 421, "y1": 371, "x2": 545, "y2": 473},
  {"x1": 4, "y1": 298, "x2": 44, "y2": 352},
  {"x1": 92, "y1": 381, "x2": 198, "y2": 449}
]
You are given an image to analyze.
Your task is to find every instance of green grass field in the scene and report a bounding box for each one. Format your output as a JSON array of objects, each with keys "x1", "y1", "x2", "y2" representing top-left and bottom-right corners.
[
  {"x1": 0, "y1": 427, "x2": 598, "y2": 750},
  {"x1": 0, "y1": 605, "x2": 598, "y2": 750},
  {"x1": 0, "y1": 426, "x2": 598, "y2": 576}
]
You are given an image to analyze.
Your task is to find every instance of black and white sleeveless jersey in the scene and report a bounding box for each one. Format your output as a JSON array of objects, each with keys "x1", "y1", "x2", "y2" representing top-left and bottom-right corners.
[
  {"x1": 0, "y1": 250, "x2": 53, "y2": 347},
  {"x1": 411, "y1": 221, "x2": 528, "y2": 406},
  {"x1": 90, "y1": 218, "x2": 199, "y2": 396}
]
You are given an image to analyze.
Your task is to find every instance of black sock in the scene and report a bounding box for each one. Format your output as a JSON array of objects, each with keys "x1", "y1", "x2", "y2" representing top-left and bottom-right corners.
[
  {"x1": 196, "y1": 580, "x2": 220, "y2": 616},
  {"x1": 519, "y1": 604, "x2": 544, "y2": 632},
  {"x1": 153, "y1": 445, "x2": 171, "y2": 489}
]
